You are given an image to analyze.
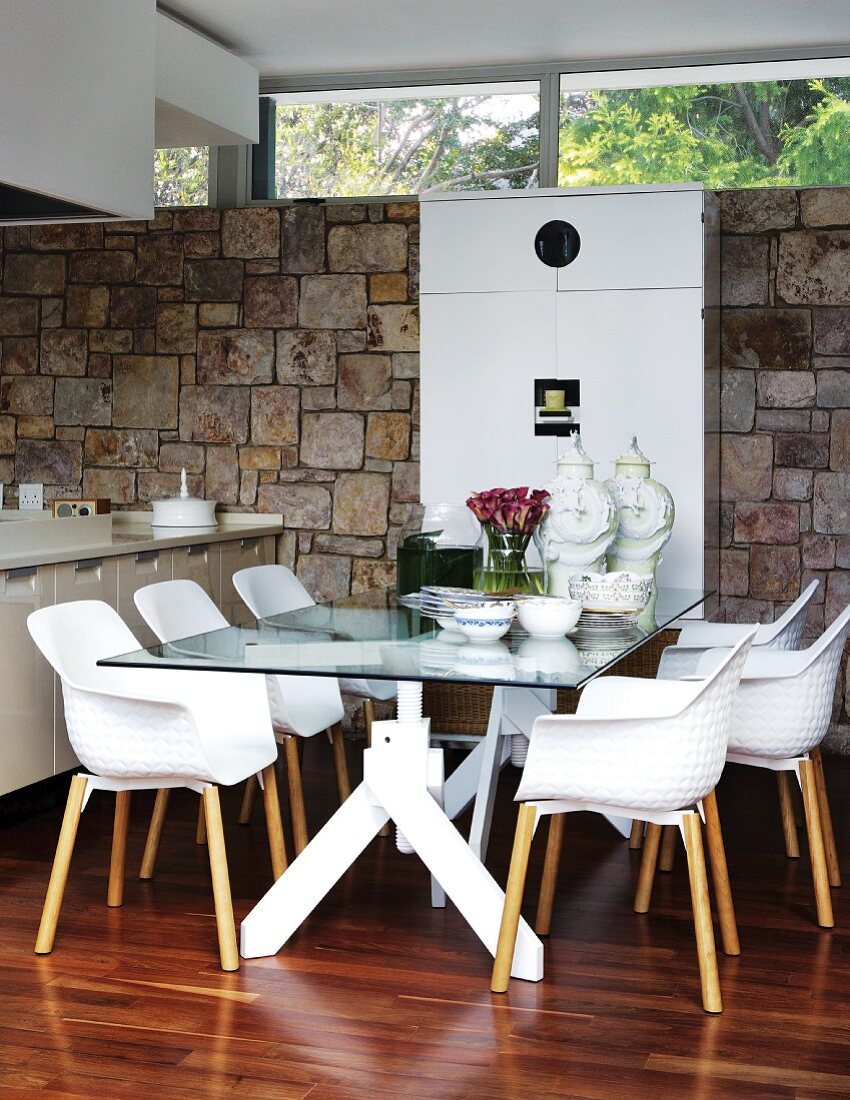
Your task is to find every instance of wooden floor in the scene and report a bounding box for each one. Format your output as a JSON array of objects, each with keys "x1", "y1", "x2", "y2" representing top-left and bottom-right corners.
[{"x1": 2, "y1": 741, "x2": 850, "y2": 1099}]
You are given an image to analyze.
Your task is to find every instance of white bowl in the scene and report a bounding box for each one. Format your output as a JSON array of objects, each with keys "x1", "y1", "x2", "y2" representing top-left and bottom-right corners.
[
  {"x1": 151, "y1": 496, "x2": 217, "y2": 528},
  {"x1": 568, "y1": 570, "x2": 652, "y2": 611},
  {"x1": 453, "y1": 601, "x2": 515, "y2": 642},
  {"x1": 516, "y1": 596, "x2": 581, "y2": 638}
]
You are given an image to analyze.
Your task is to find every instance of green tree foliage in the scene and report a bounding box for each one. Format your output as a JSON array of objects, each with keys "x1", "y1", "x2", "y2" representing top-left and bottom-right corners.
[
  {"x1": 154, "y1": 147, "x2": 209, "y2": 207},
  {"x1": 273, "y1": 95, "x2": 539, "y2": 197},
  {"x1": 558, "y1": 79, "x2": 850, "y2": 189}
]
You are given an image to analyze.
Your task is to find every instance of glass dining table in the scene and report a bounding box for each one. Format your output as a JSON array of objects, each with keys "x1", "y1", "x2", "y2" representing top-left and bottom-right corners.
[{"x1": 102, "y1": 585, "x2": 709, "y2": 983}]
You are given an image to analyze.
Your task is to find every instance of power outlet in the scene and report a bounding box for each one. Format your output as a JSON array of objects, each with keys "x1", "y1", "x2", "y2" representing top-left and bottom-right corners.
[{"x1": 19, "y1": 483, "x2": 43, "y2": 510}]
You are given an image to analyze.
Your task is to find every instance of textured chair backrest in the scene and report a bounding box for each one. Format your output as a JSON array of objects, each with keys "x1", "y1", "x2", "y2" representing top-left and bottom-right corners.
[
  {"x1": 135, "y1": 579, "x2": 228, "y2": 644},
  {"x1": 233, "y1": 564, "x2": 315, "y2": 619},
  {"x1": 678, "y1": 630, "x2": 757, "y2": 799},
  {"x1": 28, "y1": 600, "x2": 211, "y2": 780},
  {"x1": 761, "y1": 579, "x2": 819, "y2": 649},
  {"x1": 783, "y1": 600, "x2": 850, "y2": 753}
]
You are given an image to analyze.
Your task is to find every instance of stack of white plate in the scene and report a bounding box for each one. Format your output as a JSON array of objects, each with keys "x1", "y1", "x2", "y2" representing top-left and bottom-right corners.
[
  {"x1": 418, "y1": 585, "x2": 497, "y2": 617},
  {"x1": 577, "y1": 608, "x2": 642, "y2": 631}
]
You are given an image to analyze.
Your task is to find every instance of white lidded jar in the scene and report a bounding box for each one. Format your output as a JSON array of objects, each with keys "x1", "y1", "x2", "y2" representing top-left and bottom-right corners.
[
  {"x1": 534, "y1": 434, "x2": 619, "y2": 597},
  {"x1": 151, "y1": 468, "x2": 217, "y2": 529},
  {"x1": 605, "y1": 435, "x2": 675, "y2": 578}
]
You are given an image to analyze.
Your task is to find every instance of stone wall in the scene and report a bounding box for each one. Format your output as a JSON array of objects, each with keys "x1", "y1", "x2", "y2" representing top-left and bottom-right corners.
[
  {"x1": 719, "y1": 187, "x2": 850, "y2": 732},
  {"x1": 0, "y1": 203, "x2": 420, "y2": 601}
]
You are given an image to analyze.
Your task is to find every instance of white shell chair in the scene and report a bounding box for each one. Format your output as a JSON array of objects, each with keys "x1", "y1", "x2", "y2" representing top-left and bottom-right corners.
[
  {"x1": 491, "y1": 630, "x2": 756, "y2": 1014},
  {"x1": 656, "y1": 579, "x2": 819, "y2": 680},
  {"x1": 134, "y1": 579, "x2": 347, "y2": 856},
  {"x1": 232, "y1": 564, "x2": 397, "y2": 742},
  {"x1": 690, "y1": 601, "x2": 850, "y2": 929},
  {"x1": 27, "y1": 600, "x2": 284, "y2": 971}
]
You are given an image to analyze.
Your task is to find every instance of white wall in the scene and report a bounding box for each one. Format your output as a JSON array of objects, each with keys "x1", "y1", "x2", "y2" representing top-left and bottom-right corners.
[
  {"x1": 0, "y1": 0, "x2": 155, "y2": 219},
  {"x1": 156, "y1": 13, "x2": 259, "y2": 147}
]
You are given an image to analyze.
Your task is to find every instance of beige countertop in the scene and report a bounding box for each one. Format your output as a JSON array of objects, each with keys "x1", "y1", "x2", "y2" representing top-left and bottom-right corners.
[{"x1": 0, "y1": 511, "x2": 283, "y2": 571}]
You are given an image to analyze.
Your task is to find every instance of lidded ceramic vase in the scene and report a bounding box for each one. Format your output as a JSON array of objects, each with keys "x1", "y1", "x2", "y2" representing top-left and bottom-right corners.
[
  {"x1": 534, "y1": 434, "x2": 619, "y2": 597},
  {"x1": 605, "y1": 435, "x2": 675, "y2": 579}
]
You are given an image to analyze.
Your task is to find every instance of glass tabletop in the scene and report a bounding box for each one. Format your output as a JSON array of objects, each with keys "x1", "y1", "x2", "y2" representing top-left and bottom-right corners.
[{"x1": 100, "y1": 586, "x2": 710, "y2": 691}]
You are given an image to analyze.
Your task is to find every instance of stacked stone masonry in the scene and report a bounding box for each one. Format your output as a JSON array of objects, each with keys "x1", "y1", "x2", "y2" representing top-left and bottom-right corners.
[
  {"x1": 720, "y1": 187, "x2": 850, "y2": 732},
  {"x1": 1, "y1": 190, "x2": 850, "y2": 729},
  {"x1": 0, "y1": 202, "x2": 420, "y2": 603}
]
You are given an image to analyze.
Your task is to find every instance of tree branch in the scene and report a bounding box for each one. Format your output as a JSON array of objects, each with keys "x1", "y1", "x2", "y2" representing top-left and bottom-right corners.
[
  {"x1": 420, "y1": 163, "x2": 537, "y2": 192},
  {"x1": 732, "y1": 83, "x2": 780, "y2": 164}
]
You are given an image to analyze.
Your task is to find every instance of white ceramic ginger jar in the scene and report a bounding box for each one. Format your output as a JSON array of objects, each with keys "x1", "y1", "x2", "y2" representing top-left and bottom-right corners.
[
  {"x1": 534, "y1": 434, "x2": 619, "y2": 597},
  {"x1": 605, "y1": 435, "x2": 675, "y2": 584}
]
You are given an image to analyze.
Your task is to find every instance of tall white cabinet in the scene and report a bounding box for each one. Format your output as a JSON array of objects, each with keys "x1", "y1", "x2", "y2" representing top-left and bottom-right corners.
[{"x1": 419, "y1": 183, "x2": 719, "y2": 596}]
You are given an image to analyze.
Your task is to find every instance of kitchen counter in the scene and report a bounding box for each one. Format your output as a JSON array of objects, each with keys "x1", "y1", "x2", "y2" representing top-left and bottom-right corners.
[{"x1": 0, "y1": 511, "x2": 283, "y2": 571}]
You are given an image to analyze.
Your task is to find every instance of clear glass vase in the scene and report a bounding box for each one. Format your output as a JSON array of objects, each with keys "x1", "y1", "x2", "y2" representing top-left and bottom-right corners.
[
  {"x1": 475, "y1": 529, "x2": 544, "y2": 595},
  {"x1": 396, "y1": 504, "x2": 482, "y2": 595}
]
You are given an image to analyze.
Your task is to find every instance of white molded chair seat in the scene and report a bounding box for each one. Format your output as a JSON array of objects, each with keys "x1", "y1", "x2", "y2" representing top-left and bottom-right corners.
[
  {"x1": 692, "y1": 602, "x2": 850, "y2": 928},
  {"x1": 491, "y1": 631, "x2": 756, "y2": 1013},
  {"x1": 27, "y1": 600, "x2": 284, "y2": 970},
  {"x1": 657, "y1": 580, "x2": 818, "y2": 680},
  {"x1": 134, "y1": 579, "x2": 350, "y2": 856},
  {"x1": 232, "y1": 564, "x2": 397, "y2": 705}
]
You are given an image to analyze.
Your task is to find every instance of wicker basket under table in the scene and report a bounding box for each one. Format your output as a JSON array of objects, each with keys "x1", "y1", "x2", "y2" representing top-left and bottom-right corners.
[{"x1": 423, "y1": 629, "x2": 679, "y2": 735}]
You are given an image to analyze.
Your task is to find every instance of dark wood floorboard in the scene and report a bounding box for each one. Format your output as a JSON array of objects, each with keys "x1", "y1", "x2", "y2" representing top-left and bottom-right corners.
[{"x1": 2, "y1": 740, "x2": 850, "y2": 1097}]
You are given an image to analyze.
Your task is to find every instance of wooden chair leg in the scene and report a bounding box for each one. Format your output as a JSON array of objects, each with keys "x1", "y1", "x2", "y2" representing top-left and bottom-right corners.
[
  {"x1": 196, "y1": 798, "x2": 208, "y2": 844},
  {"x1": 107, "y1": 791, "x2": 132, "y2": 908},
  {"x1": 811, "y1": 747, "x2": 841, "y2": 888},
  {"x1": 634, "y1": 823, "x2": 662, "y2": 913},
  {"x1": 202, "y1": 786, "x2": 239, "y2": 972},
  {"x1": 658, "y1": 825, "x2": 677, "y2": 872},
  {"x1": 261, "y1": 763, "x2": 288, "y2": 880},
  {"x1": 702, "y1": 790, "x2": 740, "y2": 956},
  {"x1": 364, "y1": 699, "x2": 376, "y2": 747},
  {"x1": 777, "y1": 771, "x2": 801, "y2": 859},
  {"x1": 683, "y1": 812, "x2": 722, "y2": 1014},
  {"x1": 238, "y1": 775, "x2": 258, "y2": 826},
  {"x1": 491, "y1": 803, "x2": 538, "y2": 993},
  {"x1": 283, "y1": 738, "x2": 309, "y2": 856},
  {"x1": 628, "y1": 819, "x2": 645, "y2": 849},
  {"x1": 35, "y1": 774, "x2": 88, "y2": 955},
  {"x1": 330, "y1": 722, "x2": 351, "y2": 803},
  {"x1": 139, "y1": 789, "x2": 170, "y2": 880},
  {"x1": 535, "y1": 813, "x2": 564, "y2": 935},
  {"x1": 799, "y1": 758, "x2": 835, "y2": 928}
]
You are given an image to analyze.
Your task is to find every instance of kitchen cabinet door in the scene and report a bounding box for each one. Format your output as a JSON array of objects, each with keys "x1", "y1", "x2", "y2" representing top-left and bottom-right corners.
[
  {"x1": 555, "y1": 189, "x2": 704, "y2": 292},
  {"x1": 420, "y1": 196, "x2": 564, "y2": 294},
  {"x1": 0, "y1": 565, "x2": 56, "y2": 796},
  {"x1": 53, "y1": 556, "x2": 119, "y2": 773},
  {"x1": 556, "y1": 287, "x2": 705, "y2": 591},
  {"x1": 172, "y1": 542, "x2": 222, "y2": 604},
  {"x1": 220, "y1": 535, "x2": 276, "y2": 624},
  {"x1": 117, "y1": 548, "x2": 172, "y2": 649},
  {"x1": 420, "y1": 290, "x2": 558, "y2": 504}
]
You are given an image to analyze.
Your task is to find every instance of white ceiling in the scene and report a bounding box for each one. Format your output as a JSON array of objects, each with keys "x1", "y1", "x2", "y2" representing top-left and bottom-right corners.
[{"x1": 161, "y1": 0, "x2": 850, "y2": 79}]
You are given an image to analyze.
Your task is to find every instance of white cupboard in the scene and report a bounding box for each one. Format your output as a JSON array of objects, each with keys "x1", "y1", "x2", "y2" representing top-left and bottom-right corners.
[
  {"x1": 53, "y1": 557, "x2": 119, "y2": 773},
  {"x1": 117, "y1": 548, "x2": 172, "y2": 649},
  {"x1": 419, "y1": 183, "x2": 718, "y2": 596},
  {"x1": 0, "y1": 566, "x2": 56, "y2": 796},
  {"x1": 220, "y1": 535, "x2": 275, "y2": 624}
]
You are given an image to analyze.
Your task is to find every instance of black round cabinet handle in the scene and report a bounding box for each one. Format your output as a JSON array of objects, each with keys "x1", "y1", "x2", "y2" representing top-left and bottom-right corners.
[{"x1": 534, "y1": 220, "x2": 581, "y2": 267}]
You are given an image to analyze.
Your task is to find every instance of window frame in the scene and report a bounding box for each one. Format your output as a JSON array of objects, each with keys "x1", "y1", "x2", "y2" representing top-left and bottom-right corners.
[{"x1": 238, "y1": 50, "x2": 850, "y2": 206}]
